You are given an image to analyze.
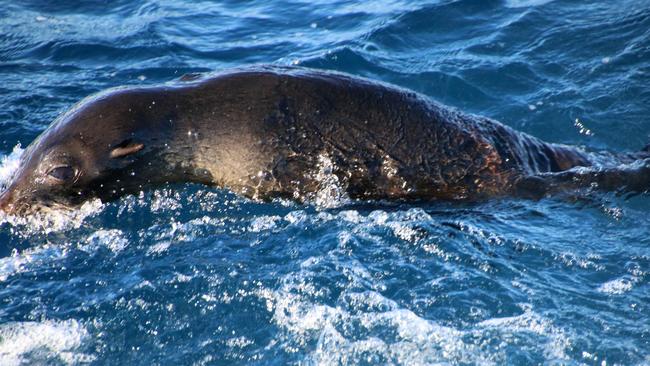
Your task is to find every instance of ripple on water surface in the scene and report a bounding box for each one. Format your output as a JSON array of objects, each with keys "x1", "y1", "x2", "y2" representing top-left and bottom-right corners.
[{"x1": 0, "y1": 167, "x2": 648, "y2": 364}]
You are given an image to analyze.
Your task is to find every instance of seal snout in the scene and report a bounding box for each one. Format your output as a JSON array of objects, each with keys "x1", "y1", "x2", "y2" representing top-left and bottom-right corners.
[
  {"x1": 0, "y1": 177, "x2": 27, "y2": 215},
  {"x1": 0, "y1": 188, "x2": 15, "y2": 214}
]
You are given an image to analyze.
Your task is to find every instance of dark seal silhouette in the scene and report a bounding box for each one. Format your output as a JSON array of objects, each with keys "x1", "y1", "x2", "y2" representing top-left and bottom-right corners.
[{"x1": 1, "y1": 66, "x2": 648, "y2": 215}]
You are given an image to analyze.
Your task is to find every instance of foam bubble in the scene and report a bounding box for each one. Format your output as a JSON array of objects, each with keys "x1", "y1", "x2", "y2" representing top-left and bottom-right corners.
[
  {"x1": 150, "y1": 189, "x2": 182, "y2": 212},
  {"x1": 0, "y1": 319, "x2": 94, "y2": 365},
  {"x1": 555, "y1": 251, "x2": 605, "y2": 271}
]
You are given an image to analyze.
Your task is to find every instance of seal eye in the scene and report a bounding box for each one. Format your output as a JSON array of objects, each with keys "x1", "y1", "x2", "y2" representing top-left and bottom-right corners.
[{"x1": 47, "y1": 165, "x2": 75, "y2": 182}]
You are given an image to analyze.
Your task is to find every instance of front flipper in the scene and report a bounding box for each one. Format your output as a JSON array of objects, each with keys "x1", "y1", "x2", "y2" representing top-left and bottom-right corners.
[{"x1": 514, "y1": 158, "x2": 650, "y2": 199}]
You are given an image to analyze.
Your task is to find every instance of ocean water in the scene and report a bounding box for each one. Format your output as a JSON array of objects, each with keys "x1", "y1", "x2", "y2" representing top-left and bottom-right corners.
[{"x1": 1, "y1": 0, "x2": 649, "y2": 364}]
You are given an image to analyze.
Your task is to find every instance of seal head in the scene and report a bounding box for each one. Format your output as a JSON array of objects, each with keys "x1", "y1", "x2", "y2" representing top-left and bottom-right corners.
[{"x1": 0, "y1": 90, "x2": 153, "y2": 215}]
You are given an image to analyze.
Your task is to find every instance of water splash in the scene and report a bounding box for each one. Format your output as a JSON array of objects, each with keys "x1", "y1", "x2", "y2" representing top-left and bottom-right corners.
[
  {"x1": 0, "y1": 144, "x2": 24, "y2": 189},
  {"x1": 310, "y1": 154, "x2": 350, "y2": 209},
  {"x1": 257, "y1": 255, "x2": 572, "y2": 365},
  {"x1": 0, "y1": 198, "x2": 104, "y2": 236},
  {"x1": 0, "y1": 319, "x2": 94, "y2": 365}
]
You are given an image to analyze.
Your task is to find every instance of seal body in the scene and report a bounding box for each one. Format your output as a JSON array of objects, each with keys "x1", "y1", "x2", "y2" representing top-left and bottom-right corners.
[{"x1": 0, "y1": 66, "x2": 647, "y2": 214}]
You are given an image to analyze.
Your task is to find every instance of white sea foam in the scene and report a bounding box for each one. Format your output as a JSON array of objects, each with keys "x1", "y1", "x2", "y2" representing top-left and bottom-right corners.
[
  {"x1": 284, "y1": 210, "x2": 308, "y2": 225},
  {"x1": 0, "y1": 198, "x2": 104, "y2": 235},
  {"x1": 83, "y1": 229, "x2": 129, "y2": 253},
  {"x1": 0, "y1": 319, "x2": 93, "y2": 365},
  {"x1": 147, "y1": 241, "x2": 172, "y2": 255},
  {"x1": 0, "y1": 144, "x2": 24, "y2": 188},
  {"x1": 258, "y1": 278, "x2": 493, "y2": 364},
  {"x1": 248, "y1": 215, "x2": 282, "y2": 232},
  {"x1": 598, "y1": 277, "x2": 634, "y2": 295},
  {"x1": 150, "y1": 189, "x2": 183, "y2": 212},
  {"x1": 476, "y1": 304, "x2": 571, "y2": 361},
  {"x1": 0, "y1": 244, "x2": 65, "y2": 282},
  {"x1": 387, "y1": 222, "x2": 421, "y2": 243},
  {"x1": 256, "y1": 253, "x2": 572, "y2": 365}
]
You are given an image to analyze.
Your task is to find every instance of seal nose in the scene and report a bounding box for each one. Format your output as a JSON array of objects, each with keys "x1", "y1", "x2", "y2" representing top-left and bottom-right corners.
[{"x1": 0, "y1": 188, "x2": 16, "y2": 214}]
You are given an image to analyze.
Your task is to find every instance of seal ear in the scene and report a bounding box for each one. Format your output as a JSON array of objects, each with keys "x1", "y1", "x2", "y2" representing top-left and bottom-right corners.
[
  {"x1": 179, "y1": 72, "x2": 203, "y2": 82},
  {"x1": 110, "y1": 139, "x2": 144, "y2": 159}
]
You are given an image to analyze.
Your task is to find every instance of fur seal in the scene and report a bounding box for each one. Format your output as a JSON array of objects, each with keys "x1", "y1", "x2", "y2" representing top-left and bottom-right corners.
[{"x1": 0, "y1": 66, "x2": 648, "y2": 215}]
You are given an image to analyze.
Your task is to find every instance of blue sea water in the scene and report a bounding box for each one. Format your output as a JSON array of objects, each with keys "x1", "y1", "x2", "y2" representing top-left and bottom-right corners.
[{"x1": 0, "y1": 0, "x2": 649, "y2": 364}]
